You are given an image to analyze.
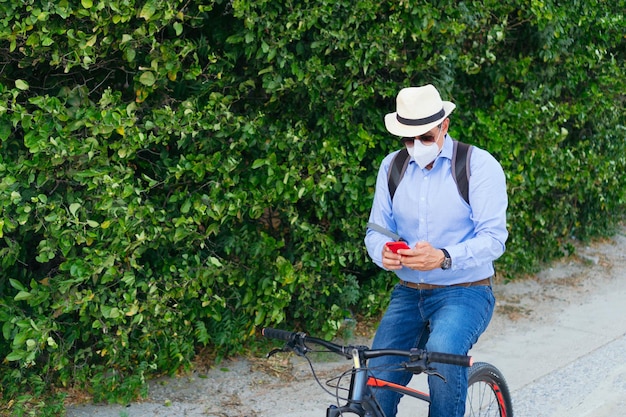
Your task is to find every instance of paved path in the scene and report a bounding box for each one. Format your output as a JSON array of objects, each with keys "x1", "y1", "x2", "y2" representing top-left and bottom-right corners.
[{"x1": 512, "y1": 333, "x2": 626, "y2": 417}]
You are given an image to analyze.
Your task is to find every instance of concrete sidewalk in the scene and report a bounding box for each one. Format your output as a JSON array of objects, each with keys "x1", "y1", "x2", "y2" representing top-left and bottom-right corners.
[{"x1": 512, "y1": 333, "x2": 626, "y2": 417}]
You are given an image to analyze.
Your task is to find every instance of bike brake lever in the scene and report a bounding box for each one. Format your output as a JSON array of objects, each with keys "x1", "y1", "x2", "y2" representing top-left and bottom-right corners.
[
  {"x1": 266, "y1": 340, "x2": 309, "y2": 358},
  {"x1": 423, "y1": 368, "x2": 446, "y2": 382},
  {"x1": 266, "y1": 347, "x2": 287, "y2": 358},
  {"x1": 404, "y1": 362, "x2": 447, "y2": 382}
]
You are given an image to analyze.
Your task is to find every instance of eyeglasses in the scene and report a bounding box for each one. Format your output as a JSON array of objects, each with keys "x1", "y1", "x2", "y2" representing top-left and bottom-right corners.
[
  {"x1": 402, "y1": 133, "x2": 437, "y2": 146},
  {"x1": 401, "y1": 124, "x2": 442, "y2": 146}
]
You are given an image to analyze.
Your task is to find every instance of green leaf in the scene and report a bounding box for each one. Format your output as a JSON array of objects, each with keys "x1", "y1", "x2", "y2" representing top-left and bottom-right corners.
[
  {"x1": 15, "y1": 79, "x2": 29, "y2": 90},
  {"x1": 9, "y1": 279, "x2": 27, "y2": 292},
  {"x1": 252, "y1": 159, "x2": 266, "y2": 169},
  {"x1": 14, "y1": 291, "x2": 33, "y2": 301},
  {"x1": 109, "y1": 308, "x2": 121, "y2": 319},
  {"x1": 23, "y1": 130, "x2": 41, "y2": 152},
  {"x1": 139, "y1": 0, "x2": 156, "y2": 20},
  {"x1": 208, "y1": 256, "x2": 223, "y2": 267},
  {"x1": 181, "y1": 200, "x2": 191, "y2": 214},
  {"x1": 81, "y1": 0, "x2": 93, "y2": 8},
  {"x1": 100, "y1": 305, "x2": 112, "y2": 318},
  {"x1": 125, "y1": 48, "x2": 136, "y2": 62},
  {"x1": 139, "y1": 71, "x2": 156, "y2": 86},
  {"x1": 174, "y1": 22, "x2": 183, "y2": 36},
  {"x1": 5, "y1": 351, "x2": 24, "y2": 362},
  {"x1": 69, "y1": 203, "x2": 81, "y2": 216}
]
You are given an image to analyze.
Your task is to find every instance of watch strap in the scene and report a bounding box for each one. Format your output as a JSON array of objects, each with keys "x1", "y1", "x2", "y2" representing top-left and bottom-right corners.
[{"x1": 440, "y1": 248, "x2": 451, "y2": 269}]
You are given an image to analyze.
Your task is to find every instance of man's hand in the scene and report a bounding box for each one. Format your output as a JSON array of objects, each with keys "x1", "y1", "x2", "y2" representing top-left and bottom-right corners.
[
  {"x1": 382, "y1": 243, "x2": 404, "y2": 270},
  {"x1": 382, "y1": 241, "x2": 445, "y2": 271}
]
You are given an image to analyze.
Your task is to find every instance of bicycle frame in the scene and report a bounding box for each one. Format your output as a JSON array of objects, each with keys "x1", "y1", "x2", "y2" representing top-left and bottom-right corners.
[
  {"x1": 326, "y1": 348, "x2": 431, "y2": 417},
  {"x1": 367, "y1": 377, "x2": 430, "y2": 403}
]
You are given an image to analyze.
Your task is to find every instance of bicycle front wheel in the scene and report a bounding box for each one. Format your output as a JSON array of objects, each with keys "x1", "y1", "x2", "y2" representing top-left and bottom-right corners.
[{"x1": 465, "y1": 362, "x2": 513, "y2": 417}]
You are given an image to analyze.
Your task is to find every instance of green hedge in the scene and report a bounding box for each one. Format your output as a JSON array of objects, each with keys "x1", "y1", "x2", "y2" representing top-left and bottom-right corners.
[{"x1": 1, "y1": 0, "x2": 624, "y2": 413}]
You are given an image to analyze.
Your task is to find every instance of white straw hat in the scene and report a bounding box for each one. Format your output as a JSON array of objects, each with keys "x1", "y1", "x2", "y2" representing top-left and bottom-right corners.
[{"x1": 384, "y1": 84, "x2": 456, "y2": 137}]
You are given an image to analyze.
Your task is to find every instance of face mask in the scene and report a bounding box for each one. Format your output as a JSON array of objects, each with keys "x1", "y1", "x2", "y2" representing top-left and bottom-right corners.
[{"x1": 406, "y1": 130, "x2": 443, "y2": 169}]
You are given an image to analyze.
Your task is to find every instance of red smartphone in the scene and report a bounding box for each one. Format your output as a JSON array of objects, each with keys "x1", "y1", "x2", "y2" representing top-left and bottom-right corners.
[{"x1": 386, "y1": 241, "x2": 410, "y2": 253}]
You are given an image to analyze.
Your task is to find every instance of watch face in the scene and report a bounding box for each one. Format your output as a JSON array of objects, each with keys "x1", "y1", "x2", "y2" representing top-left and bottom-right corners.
[{"x1": 441, "y1": 258, "x2": 451, "y2": 270}]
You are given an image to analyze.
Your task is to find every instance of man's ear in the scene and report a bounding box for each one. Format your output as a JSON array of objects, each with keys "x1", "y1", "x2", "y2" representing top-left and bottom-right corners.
[{"x1": 442, "y1": 118, "x2": 450, "y2": 134}]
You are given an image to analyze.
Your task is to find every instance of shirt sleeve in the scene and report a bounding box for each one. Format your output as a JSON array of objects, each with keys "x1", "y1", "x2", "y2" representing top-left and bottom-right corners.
[{"x1": 364, "y1": 152, "x2": 399, "y2": 269}]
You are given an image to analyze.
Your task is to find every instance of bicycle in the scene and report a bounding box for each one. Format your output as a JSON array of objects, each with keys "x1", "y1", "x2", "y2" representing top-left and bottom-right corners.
[{"x1": 262, "y1": 327, "x2": 513, "y2": 417}]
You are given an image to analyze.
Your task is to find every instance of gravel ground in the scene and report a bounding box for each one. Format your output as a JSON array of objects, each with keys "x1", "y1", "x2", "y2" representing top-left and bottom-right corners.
[{"x1": 66, "y1": 227, "x2": 626, "y2": 417}]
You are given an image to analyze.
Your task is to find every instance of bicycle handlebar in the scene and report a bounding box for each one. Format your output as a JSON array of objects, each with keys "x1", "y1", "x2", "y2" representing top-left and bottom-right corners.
[
  {"x1": 262, "y1": 327, "x2": 300, "y2": 341},
  {"x1": 420, "y1": 351, "x2": 473, "y2": 367},
  {"x1": 262, "y1": 327, "x2": 473, "y2": 367}
]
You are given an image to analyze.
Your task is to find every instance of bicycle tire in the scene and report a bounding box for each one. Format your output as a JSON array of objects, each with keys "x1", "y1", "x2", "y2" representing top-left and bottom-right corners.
[{"x1": 465, "y1": 362, "x2": 514, "y2": 417}]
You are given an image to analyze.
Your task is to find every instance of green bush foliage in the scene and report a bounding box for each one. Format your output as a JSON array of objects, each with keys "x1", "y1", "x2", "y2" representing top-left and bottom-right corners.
[{"x1": 1, "y1": 0, "x2": 624, "y2": 413}]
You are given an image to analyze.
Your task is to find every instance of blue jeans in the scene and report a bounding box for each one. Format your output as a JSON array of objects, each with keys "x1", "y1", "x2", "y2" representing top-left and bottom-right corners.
[{"x1": 368, "y1": 283, "x2": 495, "y2": 417}]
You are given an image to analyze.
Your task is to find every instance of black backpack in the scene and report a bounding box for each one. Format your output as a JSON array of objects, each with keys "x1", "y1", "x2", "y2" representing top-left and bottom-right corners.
[{"x1": 388, "y1": 140, "x2": 473, "y2": 204}]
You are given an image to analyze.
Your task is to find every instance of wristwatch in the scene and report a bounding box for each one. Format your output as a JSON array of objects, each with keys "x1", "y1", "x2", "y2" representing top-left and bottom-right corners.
[{"x1": 440, "y1": 248, "x2": 452, "y2": 270}]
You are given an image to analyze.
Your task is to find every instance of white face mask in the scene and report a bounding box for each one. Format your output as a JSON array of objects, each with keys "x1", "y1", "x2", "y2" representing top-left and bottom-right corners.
[{"x1": 406, "y1": 128, "x2": 443, "y2": 169}]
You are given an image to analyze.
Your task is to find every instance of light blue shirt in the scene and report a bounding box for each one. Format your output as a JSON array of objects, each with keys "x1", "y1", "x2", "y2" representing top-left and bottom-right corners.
[{"x1": 365, "y1": 134, "x2": 508, "y2": 285}]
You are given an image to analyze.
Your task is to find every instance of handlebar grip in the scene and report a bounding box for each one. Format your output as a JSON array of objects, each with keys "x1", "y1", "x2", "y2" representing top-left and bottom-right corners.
[
  {"x1": 262, "y1": 327, "x2": 297, "y2": 341},
  {"x1": 427, "y1": 352, "x2": 473, "y2": 367}
]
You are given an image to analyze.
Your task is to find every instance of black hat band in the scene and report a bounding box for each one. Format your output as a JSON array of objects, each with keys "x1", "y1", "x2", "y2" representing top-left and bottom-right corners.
[{"x1": 396, "y1": 108, "x2": 445, "y2": 126}]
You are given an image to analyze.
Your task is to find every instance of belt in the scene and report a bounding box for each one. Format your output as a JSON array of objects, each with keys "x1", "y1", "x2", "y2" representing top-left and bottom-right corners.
[{"x1": 399, "y1": 277, "x2": 492, "y2": 290}]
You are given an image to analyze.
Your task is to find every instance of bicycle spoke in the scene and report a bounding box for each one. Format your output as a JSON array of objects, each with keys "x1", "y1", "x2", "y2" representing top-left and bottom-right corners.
[{"x1": 466, "y1": 381, "x2": 500, "y2": 416}]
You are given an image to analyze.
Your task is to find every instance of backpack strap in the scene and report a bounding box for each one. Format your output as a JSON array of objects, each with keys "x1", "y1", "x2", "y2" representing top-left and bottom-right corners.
[
  {"x1": 387, "y1": 141, "x2": 473, "y2": 204},
  {"x1": 451, "y1": 140, "x2": 472, "y2": 205},
  {"x1": 387, "y1": 148, "x2": 410, "y2": 201},
  {"x1": 365, "y1": 221, "x2": 406, "y2": 242}
]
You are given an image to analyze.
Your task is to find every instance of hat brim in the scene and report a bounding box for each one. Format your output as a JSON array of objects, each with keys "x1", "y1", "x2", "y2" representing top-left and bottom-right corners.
[{"x1": 384, "y1": 102, "x2": 456, "y2": 137}]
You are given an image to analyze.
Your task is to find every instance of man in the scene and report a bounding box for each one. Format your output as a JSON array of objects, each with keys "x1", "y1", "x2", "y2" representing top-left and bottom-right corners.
[{"x1": 364, "y1": 84, "x2": 508, "y2": 417}]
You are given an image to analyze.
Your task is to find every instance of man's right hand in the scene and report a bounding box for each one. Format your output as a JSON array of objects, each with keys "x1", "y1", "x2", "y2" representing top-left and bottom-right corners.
[{"x1": 382, "y1": 244, "x2": 405, "y2": 270}]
